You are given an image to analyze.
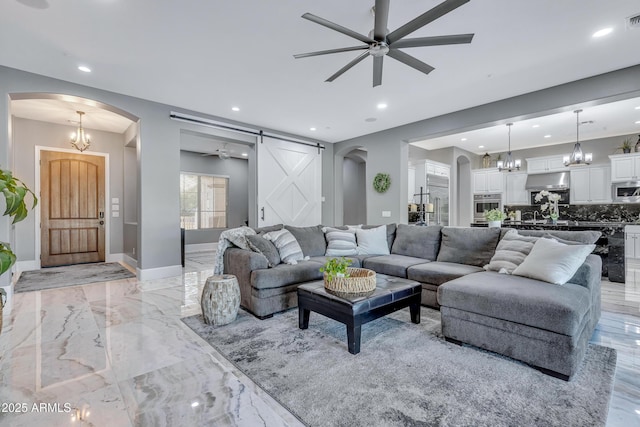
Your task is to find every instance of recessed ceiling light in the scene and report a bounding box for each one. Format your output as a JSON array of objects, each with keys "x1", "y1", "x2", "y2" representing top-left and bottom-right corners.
[
  {"x1": 636, "y1": 120, "x2": 640, "y2": 124},
  {"x1": 78, "y1": 65, "x2": 91, "y2": 73},
  {"x1": 592, "y1": 28, "x2": 613, "y2": 38},
  {"x1": 544, "y1": 135, "x2": 552, "y2": 138},
  {"x1": 310, "y1": 127, "x2": 316, "y2": 131},
  {"x1": 461, "y1": 138, "x2": 467, "y2": 141},
  {"x1": 231, "y1": 106, "x2": 240, "y2": 112},
  {"x1": 241, "y1": 152, "x2": 248, "y2": 157},
  {"x1": 478, "y1": 145, "x2": 484, "y2": 149},
  {"x1": 532, "y1": 124, "x2": 540, "y2": 128},
  {"x1": 377, "y1": 103, "x2": 387, "y2": 109},
  {"x1": 635, "y1": 106, "x2": 640, "y2": 110}
]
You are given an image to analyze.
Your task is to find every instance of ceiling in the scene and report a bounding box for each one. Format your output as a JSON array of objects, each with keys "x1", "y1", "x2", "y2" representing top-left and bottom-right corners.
[{"x1": 1, "y1": 0, "x2": 639, "y2": 146}]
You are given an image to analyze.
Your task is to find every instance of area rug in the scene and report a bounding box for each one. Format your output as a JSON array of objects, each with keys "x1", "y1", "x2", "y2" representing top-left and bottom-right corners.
[
  {"x1": 182, "y1": 308, "x2": 616, "y2": 427},
  {"x1": 15, "y1": 262, "x2": 135, "y2": 293}
]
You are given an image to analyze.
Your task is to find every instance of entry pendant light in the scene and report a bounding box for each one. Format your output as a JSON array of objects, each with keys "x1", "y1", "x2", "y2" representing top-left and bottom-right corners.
[
  {"x1": 497, "y1": 123, "x2": 521, "y2": 172},
  {"x1": 564, "y1": 109, "x2": 593, "y2": 167},
  {"x1": 70, "y1": 111, "x2": 91, "y2": 152}
]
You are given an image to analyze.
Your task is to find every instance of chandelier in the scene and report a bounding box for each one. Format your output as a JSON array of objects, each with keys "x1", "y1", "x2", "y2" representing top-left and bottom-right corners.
[
  {"x1": 497, "y1": 123, "x2": 521, "y2": 172},
  {"x1": 70, "y1": 111, "x2": 91, "y2": 152},
  {"x1": 564, "y1": 109, "x2": 592, "y2": 166}
]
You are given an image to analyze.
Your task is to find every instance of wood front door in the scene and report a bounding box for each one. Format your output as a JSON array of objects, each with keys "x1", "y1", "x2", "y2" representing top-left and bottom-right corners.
[{"x1": 40, "y1": 150, "x2": 105, "y2": 267}]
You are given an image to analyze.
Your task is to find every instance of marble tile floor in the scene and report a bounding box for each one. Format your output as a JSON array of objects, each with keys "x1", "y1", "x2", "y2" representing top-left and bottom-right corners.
[{"x1": 0, "y1": 251, "x2": 637, "y2": 426}]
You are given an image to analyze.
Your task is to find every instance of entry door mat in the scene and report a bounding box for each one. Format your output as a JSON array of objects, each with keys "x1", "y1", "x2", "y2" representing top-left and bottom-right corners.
[
  {"x1": 15, "y1": 262, "x2": 135, "y2": 293},
  {"x1": 182, "y1": 308, "x2": 616, "y2": 427}
]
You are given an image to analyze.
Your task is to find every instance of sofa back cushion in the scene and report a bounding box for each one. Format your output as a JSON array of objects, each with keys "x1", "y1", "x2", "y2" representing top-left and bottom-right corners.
[
  {"x1": 437, "y1": 227, "x2": 501, "y2": 267},
  {"x1": 391, "y1": 224, "x2": 442, "y2": 260},
  {"x1": 285, "y1": 225, "x2": 326, "y2": 257},
  {"x1": 515, "y1": 229, "x2": 601, "y2": 244}
]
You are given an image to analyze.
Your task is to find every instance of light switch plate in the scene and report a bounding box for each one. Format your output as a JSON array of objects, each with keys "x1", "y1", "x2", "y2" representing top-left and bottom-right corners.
[
  {"x1": 112, "y1": 204, "x2": 120, "y2": 211},
  {"x1": 112, "y1": 198, "x2": 119, "y2": 204},
  {"x1": 382, "y1": 211, "x2": 391, "y2": 217},
  {"x1": 112, "y1": 211, "x2": 120, "y2": 217}
]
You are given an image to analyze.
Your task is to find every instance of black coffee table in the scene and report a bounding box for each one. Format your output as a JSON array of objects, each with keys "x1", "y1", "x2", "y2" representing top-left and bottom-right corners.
[{"x1": 297, "y1": 275, "x2": 421, "y2": 354}]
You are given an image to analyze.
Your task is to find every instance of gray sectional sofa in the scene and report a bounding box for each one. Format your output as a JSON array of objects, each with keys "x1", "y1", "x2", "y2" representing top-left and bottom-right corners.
[{"x1": 223, "y1": 224, "x2": 602, "y2": 380}]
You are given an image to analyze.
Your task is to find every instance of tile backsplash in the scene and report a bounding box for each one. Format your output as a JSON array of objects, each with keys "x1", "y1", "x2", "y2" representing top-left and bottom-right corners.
[{"x1": 504, "y1": 203, "x2": 640, "y2": 223}]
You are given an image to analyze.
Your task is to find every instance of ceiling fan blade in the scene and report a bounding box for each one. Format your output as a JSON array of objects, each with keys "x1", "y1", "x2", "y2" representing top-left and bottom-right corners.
[
  {"x1": 373, "y1": 0, "x2": 390, "y2": 41},
  {"x1": 302, "y1": 13, "x2": 374, "y2": 44},
  {"x1": 387, "y1": 0, "x2": 471, "y2": 44},
  {"x1": 392, "y1": 33, "x2": 474, "y2": 49},
  {"x1": 326, "y1": 51, "x2": 369, "y2": 82},
  {"x1": 387, "y1": 49, "x2": 435, "y2": 75},
  {"x1": 373, "y1": 56, "x2": 384, "y2": 87},
  {"x1": 294, "y1": 45, "x2": 368, "y2": 59}
]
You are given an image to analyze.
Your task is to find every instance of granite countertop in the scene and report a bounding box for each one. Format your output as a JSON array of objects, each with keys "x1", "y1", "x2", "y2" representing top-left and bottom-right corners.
[{"x1": 471, "y1": 221, "x2": 634, "y2": 229}]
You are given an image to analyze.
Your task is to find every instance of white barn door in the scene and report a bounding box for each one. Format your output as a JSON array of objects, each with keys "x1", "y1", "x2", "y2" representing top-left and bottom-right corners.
[{"x1": 257, "y1": 137, "x2": 322, "y2": 227}]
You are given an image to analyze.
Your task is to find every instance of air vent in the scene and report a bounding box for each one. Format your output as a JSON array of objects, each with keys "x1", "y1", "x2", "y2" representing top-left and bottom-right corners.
[{"x1": 628, "y1": 13, "x2": 640, "y2": 29}]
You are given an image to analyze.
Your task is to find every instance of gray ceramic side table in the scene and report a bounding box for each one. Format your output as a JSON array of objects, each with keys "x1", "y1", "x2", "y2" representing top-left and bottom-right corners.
[{"x1": 201, "y1": 274, "x2": 240, "y2": 326}]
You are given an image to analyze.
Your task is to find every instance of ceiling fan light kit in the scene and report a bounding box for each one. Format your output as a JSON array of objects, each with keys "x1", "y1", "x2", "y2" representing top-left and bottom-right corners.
[{"x1": 294, "y1": 0, "x2": 474, "y2": 87}]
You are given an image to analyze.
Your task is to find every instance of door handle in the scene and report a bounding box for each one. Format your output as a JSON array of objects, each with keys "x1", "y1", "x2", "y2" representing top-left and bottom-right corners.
[
  {"x1": 99, "y1": 211, "x2": 104, "y2": 219},
  {"x1": 260, "y1": 207, "x2": 265, "y2": 221}
]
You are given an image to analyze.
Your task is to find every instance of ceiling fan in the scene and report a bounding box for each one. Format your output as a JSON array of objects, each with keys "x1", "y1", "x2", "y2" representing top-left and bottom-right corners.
[{"x1": 294, "y1": 0, "x2": 474, "y2": 87}]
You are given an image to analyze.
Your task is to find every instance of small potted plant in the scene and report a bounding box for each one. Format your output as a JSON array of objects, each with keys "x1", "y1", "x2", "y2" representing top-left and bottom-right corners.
[
  {"x1": 484, "y1": 209, "x2": 507, "y2": 228},
  {"x1": 619, "y1": 138, "x2": 633, "y2": 154},
  {"x1": 320, "y1": 257, "x2": 353, "y2": 282}
]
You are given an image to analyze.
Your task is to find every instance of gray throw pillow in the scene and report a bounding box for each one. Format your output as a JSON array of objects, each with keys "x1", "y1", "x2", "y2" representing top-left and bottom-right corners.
[
  {"x1": 391, "y1": 224, "x2": 442, "y2": 260},
  {"x1": 253, "y1": 224, "x2": 283, "y2": 234},
  {"x1": 484, "y1": 229, "x2": 539, "y2": 274},
  {"x1": 246, "y1": 234, "x2": 281, "y2": 267},
  {"x1": 285, "y1": 225, "x2": 326, "y2": 257},
  {"x1": 437, "y1": 227, "x2": 501, "y2": 267},
  {"x1": 263, "y1": 229, "x2": 305, "y2": 265}
]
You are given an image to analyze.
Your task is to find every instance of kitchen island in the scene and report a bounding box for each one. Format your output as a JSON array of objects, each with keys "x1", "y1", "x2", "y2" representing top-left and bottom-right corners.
[{"x1": 471, "y1": 220, "x2": 626, "y2": 283}]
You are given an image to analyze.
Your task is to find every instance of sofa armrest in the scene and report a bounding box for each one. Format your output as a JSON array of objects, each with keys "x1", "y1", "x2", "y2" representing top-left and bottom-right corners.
[
  {"x1": 568, "y1": 254, "x2": 601, "y2": 291},
  {"x1": 223, "y1": 248, "x2": 268, "y2": 308}
]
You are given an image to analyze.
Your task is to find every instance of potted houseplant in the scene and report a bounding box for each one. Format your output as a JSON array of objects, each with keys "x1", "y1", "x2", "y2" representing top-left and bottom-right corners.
[
  {"x1": 619, "y1": 138, "x2": 633, "y2": 154},
  {"x1": 320, "y1": 257, "x2": 353, "y2": 282},
  {"x1": 0, "y1": 167, "x2": 37, "y2": 333},
  {"x1": 484, "y1": 208, "x2": 507, "y2": 228}
]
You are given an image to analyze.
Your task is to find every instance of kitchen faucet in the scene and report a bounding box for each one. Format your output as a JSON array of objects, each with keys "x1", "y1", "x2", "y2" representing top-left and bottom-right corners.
[{"x1": 533, "y1": 211, "x2": 539, "y2": 221}]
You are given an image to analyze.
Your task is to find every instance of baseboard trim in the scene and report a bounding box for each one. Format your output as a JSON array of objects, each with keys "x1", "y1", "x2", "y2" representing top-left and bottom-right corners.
[
  {"x1": 106, "y1": 253, "x2": 125, "y2": 263},
  {"x1": 137, "y1": 264, "x2": 183, "y2": 281},
  {"x1": 185, "y1": 243, "x2": 217, "y2": 253},
  {"x1": 122, "y1": 254, "x2": 138, "y2": 270}
]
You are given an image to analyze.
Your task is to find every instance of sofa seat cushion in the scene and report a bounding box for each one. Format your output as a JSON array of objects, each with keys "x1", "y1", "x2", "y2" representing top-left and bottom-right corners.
[
  {"x1": 251, "y1": 260, "x2": 324, "y2": 290},
  {"x1": 407, "y1": 262, "x2": 484, "y2": 286},
  {"x1": 363, "y1": 254, "x2": 429, "y2": 278},
  {"x1": 438, "y1": 271, "x2": 591, "y2": 336},
  {"x1": 309, "y1": 256, "x2": 362, "y2": 268}
]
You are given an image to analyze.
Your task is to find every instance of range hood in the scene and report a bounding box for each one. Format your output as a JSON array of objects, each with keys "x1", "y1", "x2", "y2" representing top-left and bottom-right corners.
[{"x1": 525, "y1": 172, "x2": 570, "y2": 190}]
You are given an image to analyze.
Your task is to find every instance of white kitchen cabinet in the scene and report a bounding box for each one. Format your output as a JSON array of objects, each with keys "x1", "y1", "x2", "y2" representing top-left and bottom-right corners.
[
  {"x1": 625, "y1": 225, "x2": 640, "y2": 259},
  {"x1": 570, "y1": 166, "x2": 611, "y2": 204},
  {"x1": 609, "y1": 153, "x2": 640, "y2": 182},
  {"x1": 526, "y1": 155, "x2": 566, "y2": 174},
  {"x1": 472, "y1": 168, "x2": 503, "y2": 194},
  {"x1": 425, "y1": 161, "x2": 450, "y2": 178},
  {"x1": 504, "y1": 172, "x2": 528, "y2": 205}
]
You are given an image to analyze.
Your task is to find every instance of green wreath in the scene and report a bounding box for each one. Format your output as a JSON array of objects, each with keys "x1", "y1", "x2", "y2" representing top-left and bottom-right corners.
[{"x1": 373, "y1": 173, "x2": 391, "y2": 193}]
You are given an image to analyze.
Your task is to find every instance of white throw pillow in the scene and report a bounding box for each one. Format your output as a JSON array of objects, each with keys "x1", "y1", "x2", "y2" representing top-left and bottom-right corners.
[
  {"x1": 263, "y1": 229, "x2": 306, "y2": 265},
  {"x1": 512, "y1": 238, "x2": 595, "y2": 285},
  {"x1": 323, "y1": 227, "x2": 358, "y2": 257},
  {"x1": 355, "y1": 225, "x2": 390, "y2": 255}
]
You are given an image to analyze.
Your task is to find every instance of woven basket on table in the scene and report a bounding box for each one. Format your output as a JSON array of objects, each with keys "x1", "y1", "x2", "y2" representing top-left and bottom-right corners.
[{"x1": 324, "y1": 268, "x2": 376, "y2": 293}]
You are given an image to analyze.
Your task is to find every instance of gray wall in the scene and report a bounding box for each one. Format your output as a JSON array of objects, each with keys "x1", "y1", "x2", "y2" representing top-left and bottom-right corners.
[
  {"x1": 11, "y1": 117, "x2": 125, "y2": 260},
  {"x1": 179, "y1": 150, "x2": 248, "y2": 244},
  {"x1": 342, "y1": 157, "x2": 366, "y2": 225},
  {"x1": 0, "y1": 65, "x2": 330, "y2": 280},
  {"x1": 333, "y1": 64, "x2": 640, "y2": 227}
]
